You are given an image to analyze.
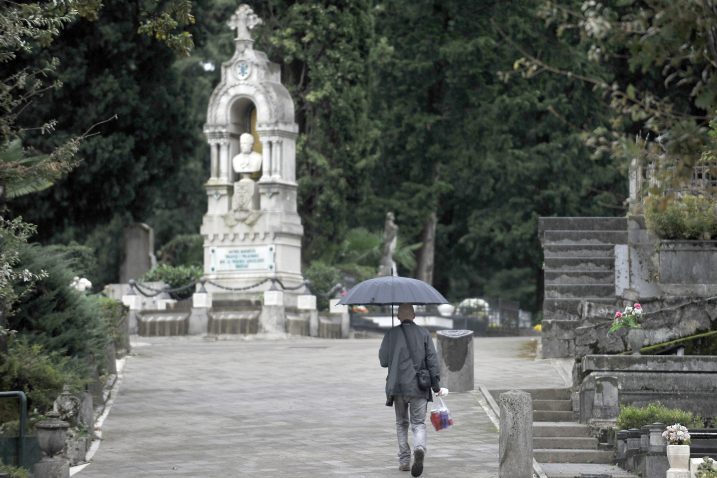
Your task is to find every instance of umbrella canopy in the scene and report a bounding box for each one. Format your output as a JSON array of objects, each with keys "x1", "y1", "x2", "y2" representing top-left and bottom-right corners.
[{"x1": 338, "y1": 276, "x2": 449, "y2": 305}]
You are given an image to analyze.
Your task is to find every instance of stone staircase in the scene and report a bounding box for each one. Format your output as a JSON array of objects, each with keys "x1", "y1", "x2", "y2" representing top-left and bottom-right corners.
[
  {"x1": 539, "y1": 217, "x2": 627, "y2": 358},
  {"x1": 137, "y1": 300, "x2": 191, "y2": 336},
  {"x1": 207, "y1": 299, "x2": 261, "y2": 334},
  {"x1": 531, "y1": 388, "x2": 638, "y2": 478}
]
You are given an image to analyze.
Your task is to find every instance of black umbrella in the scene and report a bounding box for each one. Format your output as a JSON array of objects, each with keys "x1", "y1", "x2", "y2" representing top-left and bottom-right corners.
[{"x1": 339, "y1": 275, "x2": 448, "y2": 306}]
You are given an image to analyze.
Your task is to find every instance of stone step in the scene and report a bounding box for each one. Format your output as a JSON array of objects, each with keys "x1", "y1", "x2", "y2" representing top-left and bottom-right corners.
[
  {"x1": 526, "y1": 388, "x2": 572, "y2": 401},
  {"x1": 539, "y1": 217, "x2": 627, "y2": 232},
  {"x1": 539, "y1": 463, "x2": 638, "y2": 478},
  {"x1": 490, "y1": 388, "x2": 572, "y2": 403},
  {"x1": 533, "y1": 449, "x2": 615, "y2": 464},
  {"x1": 543, "y1": 230, "x2": 628, "y2": 245},
  {"x1": 543, "y1": 298, "x2": 616, "y2": 316},
  {"x1": 533, "y1": 422, "x2": 592, "y2": 438},
  {"x1": 207, "y1": 310, "x2": 260, "y2": 334},
  {"x1": 543, "y1": 244, "x2": 615, "y2": 258},
  {"x1": 545, "y1": 284, "x2": 615, "y2": 299},
  {"x1": 533, "y1": 399, "x2": 573, "y2": 412},
  {"x1": 137, "y1": 313, "x2": 189, "y2": 336},
  {"x1": 543, "y1": 256, "x2": 615, "y2": 272},
  {"x1": 534, "y1": 410, "x2": 575, "y2": 422},
  {"x1": 544, "y1": 270, "x2": 615, "y2": 285},
  {"x1": 533, "y1": 436, "x2": 598, "y2": 450},
  {"x1": 544, "y1": 256, "x2": 615, "y2": 272}
]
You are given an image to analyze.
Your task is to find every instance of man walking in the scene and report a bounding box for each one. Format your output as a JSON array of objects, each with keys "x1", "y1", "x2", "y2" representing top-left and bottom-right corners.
[{"x1": 379, "y1": 303, "x2": 447, "y2": 476}]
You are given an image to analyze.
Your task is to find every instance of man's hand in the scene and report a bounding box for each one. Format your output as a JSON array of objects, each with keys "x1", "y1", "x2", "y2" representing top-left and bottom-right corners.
[{"x1": 436, "y1": 388, "x2": 449, "y2": 397}]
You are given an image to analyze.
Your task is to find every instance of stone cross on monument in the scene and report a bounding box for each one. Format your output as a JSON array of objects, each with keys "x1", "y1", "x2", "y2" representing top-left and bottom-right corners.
[
  {"x1": 227, "y1": 4, "x2": 262, "y2": 43},
  {"x1": 200, "y1": 3, "x2": 305, "y2": 312}
]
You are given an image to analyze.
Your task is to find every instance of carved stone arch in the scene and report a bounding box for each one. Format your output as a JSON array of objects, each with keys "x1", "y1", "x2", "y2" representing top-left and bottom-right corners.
[{"x1": 208, "y1": 83, "x2": 275, "y2": 126}]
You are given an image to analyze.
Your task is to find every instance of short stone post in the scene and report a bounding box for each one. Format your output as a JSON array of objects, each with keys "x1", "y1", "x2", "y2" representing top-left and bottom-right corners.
[
  {"x1": 625, "y1": 428, "x2": 642, "y2": 471},
  {"x1": 260, "y1": 289, "x2": 285, "y2": 334},
  {"x1": 498, "y1": 390, "x2": 533, "y2": 478},
  {"x1": 78, "y1": 392, "x2": 94, "y2": 431},
  {"x1": 33, "y1": 411, "x2": 69, "y2": 478},
  {"x1": 121, "y1": 286, "x2": 142, "y2": 335},
  {"x1": 616, "y1": 430, "x2": 628, "y2": 467},
  {"x1": 329, "y1": 299, "x2": 349, "y2": 338},
  {"x1": 436, "y1": 330, "x2": 474, "y2": 392},
  {"x1": 297, "y1": 295, "x2": 318, "y2": 336},
  {"x1": 189, "y1": 285, "x2": 211, "y2": 335}
]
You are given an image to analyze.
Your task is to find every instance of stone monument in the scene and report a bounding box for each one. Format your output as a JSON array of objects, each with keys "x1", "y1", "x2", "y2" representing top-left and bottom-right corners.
[
  {"x1": 378, "y1": 212, "x2": 398, "y2": 276},
  {"x1": 200, "y1": 4, "x2": 305, "y2": 306}
]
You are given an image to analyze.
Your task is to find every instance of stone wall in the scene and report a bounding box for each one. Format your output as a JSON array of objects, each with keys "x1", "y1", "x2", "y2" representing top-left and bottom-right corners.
[
  {"x1": 540, "y1": 215, "x2": 717, "y2": 358},
  {"x1": 569, "y1": 296, "x2": 717, "y2": 358}
]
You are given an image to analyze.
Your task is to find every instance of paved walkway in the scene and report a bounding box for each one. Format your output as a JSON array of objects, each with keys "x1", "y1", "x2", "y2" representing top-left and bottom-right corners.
[{"x1": 78, "y1": 335, "x2": 571, "y2": 477}]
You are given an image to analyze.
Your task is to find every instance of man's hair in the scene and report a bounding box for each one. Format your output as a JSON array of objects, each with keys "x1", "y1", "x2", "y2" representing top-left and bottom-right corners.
[{"x1": 397, "y1": 303, "x2": 415, "y2": 321}]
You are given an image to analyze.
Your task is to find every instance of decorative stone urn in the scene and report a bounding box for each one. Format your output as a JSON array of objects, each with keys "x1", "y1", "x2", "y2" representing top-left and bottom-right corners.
[
  {"x1": 666, "y1": 444, "x2": 690, "y2": 471},
  {"x1": 36, "y1": 411, "x2": 69, "y2": 457}
]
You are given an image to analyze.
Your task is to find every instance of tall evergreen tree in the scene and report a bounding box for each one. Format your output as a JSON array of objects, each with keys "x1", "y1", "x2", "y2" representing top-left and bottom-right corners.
[
  {"x1": 372, "y1": 0, "x2": 624, "y2": 311},
  {"x1": 8, "y1": 0, "x2": 207, "y2": 285}
]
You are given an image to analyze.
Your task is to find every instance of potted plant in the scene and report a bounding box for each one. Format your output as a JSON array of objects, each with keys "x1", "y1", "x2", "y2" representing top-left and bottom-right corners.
[{"x1": 662, "y1": 423, "x2": 691, "y2": 471}]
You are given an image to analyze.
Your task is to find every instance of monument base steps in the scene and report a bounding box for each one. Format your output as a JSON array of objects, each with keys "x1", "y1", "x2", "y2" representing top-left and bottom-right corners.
[
  {"x1": 529, "y1": 387, "x2": 639, "y2": 478},
  {"x1": 286, "y1": 314, "x2": 309, "y2": 336},
  {"x1": 207, "y1": 311, "x2": 259, "y2": 334},
  {"x1": 318, "y1": 317, "x2": 342, "y2": 339},
  {"x1": 137, "y1": 312, "x2": 189, "y2": 336}
]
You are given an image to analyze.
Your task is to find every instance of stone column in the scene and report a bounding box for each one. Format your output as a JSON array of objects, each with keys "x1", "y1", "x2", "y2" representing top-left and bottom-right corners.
[
  {"x1": 209, "y1": 141, "x2": 219, "y2": 178},
  {"x1": 260, "y1": 290, "x2": 285, "y2": 334},
  {"x1": 436, "y1": 330, "x2": 474, "y2": 392},
  {"x1": 498, "y1": 390, "x2": 533, "y2": 478},
  {"x1": 273, "y1": 139, "x2": 282, "y2": 178},
  {"x1": 260, "y1": 138, "x2": 271, "y2": 182}
]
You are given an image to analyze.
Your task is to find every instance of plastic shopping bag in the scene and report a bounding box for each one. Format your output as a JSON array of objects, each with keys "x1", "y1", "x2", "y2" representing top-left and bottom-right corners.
[{"x1": 430, "y1": 397, "x2": 454, "y2": 431}]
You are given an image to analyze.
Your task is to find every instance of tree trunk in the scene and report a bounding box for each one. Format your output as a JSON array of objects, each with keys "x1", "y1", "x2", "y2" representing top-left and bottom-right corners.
[{"x1": 415, "y1": 212, "x2": 437, "y2": 284}]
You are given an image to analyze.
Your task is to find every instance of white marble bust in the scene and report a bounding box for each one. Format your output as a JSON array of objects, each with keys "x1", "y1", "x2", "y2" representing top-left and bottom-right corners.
[{"x1": 232, "y1": 133, "x2": 262, "y2": 176}]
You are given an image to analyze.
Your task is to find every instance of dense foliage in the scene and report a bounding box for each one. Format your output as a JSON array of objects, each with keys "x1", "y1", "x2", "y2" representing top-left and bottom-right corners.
[{"x1": 616, "y1": 402, "x2": 704, "y2": 430}]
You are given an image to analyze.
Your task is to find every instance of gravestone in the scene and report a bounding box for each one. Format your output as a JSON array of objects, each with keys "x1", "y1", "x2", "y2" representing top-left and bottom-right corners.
[
  {"x1": 119, "y1": 223, "x2": 156, "y2": 283},
  {"x1": 200, "y1": 4, "x2": 306, "y2": 315}
]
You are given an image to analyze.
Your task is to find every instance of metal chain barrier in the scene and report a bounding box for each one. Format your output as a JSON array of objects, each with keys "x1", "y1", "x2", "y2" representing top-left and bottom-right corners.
[
  {"x1": 204, "y1": 277, "x2": 271, "y2": 291},
  {"x1": 130, "y1": 279, "x2": 198, "y2": 298}
]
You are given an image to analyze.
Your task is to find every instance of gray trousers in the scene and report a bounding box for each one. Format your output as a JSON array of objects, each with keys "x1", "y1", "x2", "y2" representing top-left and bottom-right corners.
[{"x1": 393, "y1": 395, "x2": 427, "y2": 465}]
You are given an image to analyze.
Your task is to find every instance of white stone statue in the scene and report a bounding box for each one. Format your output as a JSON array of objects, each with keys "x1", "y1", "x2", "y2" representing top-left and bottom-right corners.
[
  {"x1": 378, "y1": 212, "x2": 398, "y2": 276},
  {"x1": 232, "y1": 133, "x2": 262, "y2": 176}
]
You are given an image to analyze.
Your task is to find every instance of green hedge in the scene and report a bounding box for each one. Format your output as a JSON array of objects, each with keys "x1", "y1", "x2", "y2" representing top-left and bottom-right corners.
[
  {"x1": 0, "y1": 338, "x2": 84, "y2": 428},
  {"x1": 645, "y1": 194, "x2": 717, "y2": 240},
  {"x1": 143, "y1": 264, "x2": 202, "y2": 300},
  {"x1": 616, "y1": 402, "x2": 704, "y2": 430}
]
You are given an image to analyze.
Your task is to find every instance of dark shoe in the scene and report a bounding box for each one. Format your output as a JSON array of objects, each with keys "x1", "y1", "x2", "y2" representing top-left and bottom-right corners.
[
  {"x1": 399, "y1": 463, "x2": 410, "y2": 471},
  {"x1": 411, "y1": 448, "x2": 424, "y2": 477}
]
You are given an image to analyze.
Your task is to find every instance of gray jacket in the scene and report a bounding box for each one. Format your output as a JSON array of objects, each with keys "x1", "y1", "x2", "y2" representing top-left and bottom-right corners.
[{"x1": 379, "y1": 321, "x2": 440, "y2": 401}]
